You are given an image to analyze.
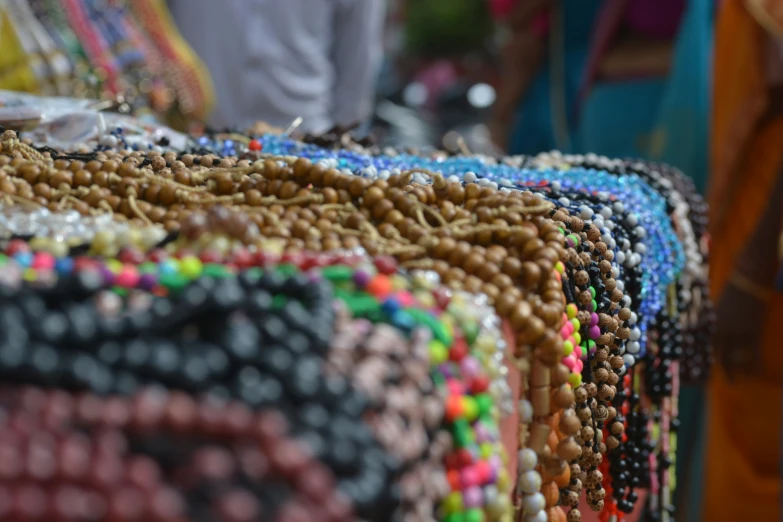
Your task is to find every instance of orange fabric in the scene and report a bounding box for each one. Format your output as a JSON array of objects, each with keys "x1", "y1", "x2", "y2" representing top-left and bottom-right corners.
[
  {"x1": 709, "y1": 114, "x2": 783, "y2": 297},
  {"x1": 708, "y1": 0, "x2": 783, "y2": 299},
  {"x1": 703, "y1": 295, "x2": 783, "y2": 522},
  {"x1": 704, "y1": 1, "x2": 783, "y2": 520}
]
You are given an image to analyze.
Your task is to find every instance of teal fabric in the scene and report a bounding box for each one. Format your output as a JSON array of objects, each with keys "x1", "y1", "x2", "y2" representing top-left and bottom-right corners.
[
  {"x1": 648, "y1": 0, "x2": 713, "y2": 193},
  {"x1": 507, "y1": 0, "x2": 603, "y2": 155},
  {"x1": 578, "y1": 0, "x2": 712, "y2": 193},
  {"x1": 578, "y1": 79, "x2": 667, "y2": 158},
  {"x1": 508, "y1": 48, "x2": 588, "y2": 155},
  {"x1": 674, "y1": 385, "x2": 706, "y2": 522},
  {"x1": 508, "y1": 0, "x2": 713, "y2": 195}
]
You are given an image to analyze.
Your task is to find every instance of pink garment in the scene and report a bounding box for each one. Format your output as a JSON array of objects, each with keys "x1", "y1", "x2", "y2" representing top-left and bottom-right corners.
[
  {"x1": 413, "y1": 61, "x2": 459, "y2": 109},
  {"x1": 579, "y1": 0, "x2": 688, "y2": 107},
  {"x1": 625, "y1": 0, "x2": 686, "y2": 39},
  {"x1": 488, "y1": 0, "x2": 550, "y2": 33},
  {"x1": 488, "y1": 0, "x2": 518, "y2": 19},
  {"x1": 532, "y1": 12, "x2": 550, "y2": 36}
]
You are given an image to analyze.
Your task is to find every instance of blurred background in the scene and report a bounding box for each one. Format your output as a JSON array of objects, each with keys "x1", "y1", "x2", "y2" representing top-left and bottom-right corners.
[
  {"x1": 374, "y1": 0, "x2": 710, "y2": 193},
  {"x1": 0, "y1": 0, "x2": 712, "y2": 191},
  {"x1": 4, "y1": 1, "x2": 783, "y2": 522}
]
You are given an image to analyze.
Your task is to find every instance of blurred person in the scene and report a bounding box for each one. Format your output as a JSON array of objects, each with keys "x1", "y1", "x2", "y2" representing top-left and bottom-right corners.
[
  {"x1": 578, "y1": 0, "x2": 712, "y2": 192},
  {"x1": 489, "y1": 0, "x2": 712, "y2": 191},
  {"x1": 489, "y1": 0, "x2": 603, "y2": 156},
  {"x1": 702, "y1": 0, "x2": 783, "y2": 520},
  {"x1": 169, "y1": 0, "x2": 386, "y2": 133}
]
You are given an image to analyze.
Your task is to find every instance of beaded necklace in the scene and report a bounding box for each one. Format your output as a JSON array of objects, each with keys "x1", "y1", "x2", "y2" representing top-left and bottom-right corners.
[
  {"x1": 0, "y1": 0, "x2": 53, "y2": 94},
  {"x1": 28, "y1": 0, "x2": 73, "y2": 60},
  {"x1": 245, "y1": 135, "x2": 700, "y2": 520},
  {"x1": 116, "y1": 4, "x2": 171, "y2": 115},
  {"x1": 81, "y1": 0, "x2": 156, "y2": 114},
  {"x1": 538, "y1": 187, "x2": 653, "y2": 519},
  {"x1": 0, "y1": 130, "x2": 576, "y2": 519},
  {"x1": 61, "y1": 0, "x2": 119, "y2": 93},
  {"x1": 10, "y1": 0, "x2": 72, "y2": 95},
  {"x1": 0, "y1": 124, "x2": 715, "y2": 522},
  {"x1": 0, "y1": 236, "x2": 516, "y2": 521},
  {"x1": 84, "y1": 0, "x2": 143, "y2": 69},
  {"x1": 251, "y1": 134, "x2": 685, "y2": 359},
  {"x1": 32, "y1": 0, "x2": 97, "y2": 97},
  {"x1": 129, "y1": 0, "x2": 212, "y2": 123}
]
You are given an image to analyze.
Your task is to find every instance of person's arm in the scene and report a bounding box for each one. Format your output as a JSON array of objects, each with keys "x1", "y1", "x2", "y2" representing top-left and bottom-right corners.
[{"x1": 330, "y1": 0, "x2": 385, "y2": 129}]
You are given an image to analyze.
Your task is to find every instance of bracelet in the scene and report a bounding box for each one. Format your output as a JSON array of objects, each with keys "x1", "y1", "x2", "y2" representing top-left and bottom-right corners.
[{"x1": 730, "y1": 271, "x2": 773, "y2": 301}]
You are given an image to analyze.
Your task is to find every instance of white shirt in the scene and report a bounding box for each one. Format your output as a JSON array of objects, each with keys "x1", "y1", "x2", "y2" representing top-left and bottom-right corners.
[{"x1": 169, "y1": 0, "x2": 385, "y2": 133}]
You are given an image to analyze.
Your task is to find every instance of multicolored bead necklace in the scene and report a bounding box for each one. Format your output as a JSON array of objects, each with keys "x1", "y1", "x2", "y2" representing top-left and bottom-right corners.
[{"x1": 0, "y1": 119, "x2": 716, "y2": 522}]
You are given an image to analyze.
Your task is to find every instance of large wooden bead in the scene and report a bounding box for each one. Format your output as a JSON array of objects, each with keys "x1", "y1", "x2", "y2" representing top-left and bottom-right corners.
[
  {"x1": 546, "y1": 506, "x2": 567, "y2": 522},
  {"x1": 541, "y1": 481, "x2": 560, "y2": 508}
]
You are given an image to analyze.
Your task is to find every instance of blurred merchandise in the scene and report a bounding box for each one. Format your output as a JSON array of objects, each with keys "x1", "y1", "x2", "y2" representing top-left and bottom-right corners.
[
  {"x1": 0, "y1": 89, "x2": 188, "y2": 150},
  {"x1": 0, "y1": 0, "x2": 213, "y2": 129}
]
